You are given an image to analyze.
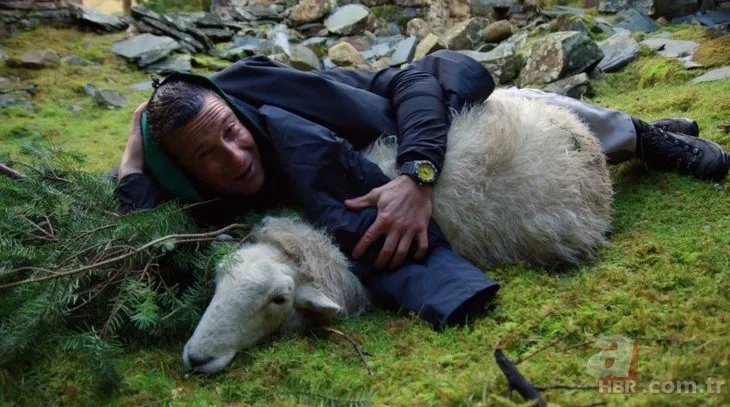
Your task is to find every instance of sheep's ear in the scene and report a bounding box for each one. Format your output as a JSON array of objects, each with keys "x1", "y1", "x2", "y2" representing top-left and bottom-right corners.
[{"x1": 294, "y1": 285, "x2": 341, "y2": 319}]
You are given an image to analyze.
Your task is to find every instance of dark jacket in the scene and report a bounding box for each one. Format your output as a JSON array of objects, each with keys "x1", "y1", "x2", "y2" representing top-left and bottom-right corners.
[{"x1": 116, "y1": 50, "x2": 500, "y2": 330}]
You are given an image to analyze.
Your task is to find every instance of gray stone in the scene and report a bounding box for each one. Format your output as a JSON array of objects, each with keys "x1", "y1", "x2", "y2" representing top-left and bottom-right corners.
[
  {"x1": 129, "y1": 81, "x2": 153, "y2": 92},
  {"x1": 82, "y1": 83, "x2": 96, "y2": 97},
  {"x1": 0, "y1": 94, "x2": 33, "y2": 112},
  {"x1": 93, "y1": 89, "x2": 128, "y2": 109},
  {"x1": 593, "y1": 18, "x2": 615, "y2": 36},
  {"x1": 641, "y1": 38, "x2": 698, "y2": 59},
  {"x1": 471, "y1": 0, "x2": 514, "y2": 17},
  {"x1": 196, "y1": 13, "x2": 227, "y2": 28},
  {"x1": 199, "y1": 27, "x2": 235, "y2": 42},
  {"x1": 519, "y1": 31, "x2": 604, "y2": 85},
  {"x1": 706, "y1": 22, "x2": 730, "y2": 39},
  {"x1": 542, "y1": 73, "x2": 592, "y2": 98},
  {"x1": 6, "y1": 49, "x2": 60, "y2": 69},
  {"x1": 322, "y1": 57, "x2": 337, "y2": 70},
  {"x1": 136, "y1": 15, "x2": 205, "y2": 53},
  {"x1": 210, "y1": 0, "x2": 247, "y2": 19},
  {"x1": 288, "y1": 45, "x2": 322, "y2": 70},
  {"x1": 655, "y1": 0, "x2": 699, "y2": 19},
  {"x1": 599, "y1": 0, "x2": 654, "y2": 15},
  {"x1": 550, "y1": 13, "x2": 588, "y2": 33},
  {"x1": 361, "y1": 43, "x2": 393, "y2": 60},
  {"x1": 443, "y1": 17, "x2": 489, "y2": 50},
  {"x1": 324, "y1": 4, "x2": 370, "y2": 36},
  {"x1": 389, "y1": 36, "x2": 418, "y2": 66},
  {"x1": 597, "y1": 31, "x2": 640, "y2": 72},
  {"x1": 413, "y1": 33, "x2": 445, "y2": 60},
  {"x1": 290, "y1": 0, "x2": 331, "y2": 25},
  {"x1": 145, "y1": 54, "x2": 192, "y2": 74},
  {"x1": 67, "y1": 104, "x2": 82, "y2": 112},
  {"x1": 61, "y1": 55, "x2": 97, "y2": 67},
  {"x1": 0, "y1": 47, "x2": 5, "y2": 61},
  {"x1": 482, "y1": 20, "x2": 515, "y2": 42},
  {"x1": 691, "y1": 66, "x2": 730, "y2": 83},
  {"x1": 459, "y1": 42, "x2": 522, "y2": 84},
  {"x1": 614, "y1": 8, "x2": 658, "y2": 33},
  {"x1": 242, "y1": 3, "x2": 285, "y2": 20},
  {"x1": 111, "y1": 34, "x2": 181, "y2": 67},
  {"x1": 69, "y1": 4, "x2": 127, "y2": 32}
]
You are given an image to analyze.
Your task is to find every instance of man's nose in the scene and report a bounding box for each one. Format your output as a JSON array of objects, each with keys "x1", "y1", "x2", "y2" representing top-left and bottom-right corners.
[{"x1": 223, "y1": 143, "x2": 246, "y2": 167}]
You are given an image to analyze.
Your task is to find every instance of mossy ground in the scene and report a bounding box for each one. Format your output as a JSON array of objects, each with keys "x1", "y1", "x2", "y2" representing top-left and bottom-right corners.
[{"x1": 1, "y1": 24, "x2": 729, "y2": 407}]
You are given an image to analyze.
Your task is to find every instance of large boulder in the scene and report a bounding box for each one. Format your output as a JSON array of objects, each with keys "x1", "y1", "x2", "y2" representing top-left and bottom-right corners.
[
  {"x1": 111, "y1": 34, "x2": 181, "y2": 67},
  {"x1": 519, "y1": 31, "x2": 604, "y2": 85},
  {"x1": 614, "y1": 8, "x2": 658, "y2": 32},
  {"x1": 542, "y1": 73, "x2": 592, "y2": 99},
  {"x1": 482, "y1": 20, "x2": 515, "y2": 42},
  {"x1": 598, "y1": 0, "x2": 654, "y2": 15},
  {"x1": 597, "y1": 31, "x2": 640, "y2": 72},
  {"x1": 324, "y1": 4, "x2": 370, "y2": 36},
  {"x1": 69, "y1": 4, "x2": 127, "y2": 32},
  {"x1": 654, "y1": 0, "x2": 699, "y2": 19},
  {"x1": 6, "y1": 49, "x2": 60, "y2": 69},
  {"x1": 290, "y1": 0, "x2": 331, "y2": 25},
  {"x1": 443, "y1": 17, "x2": 489, "y2": 50}
]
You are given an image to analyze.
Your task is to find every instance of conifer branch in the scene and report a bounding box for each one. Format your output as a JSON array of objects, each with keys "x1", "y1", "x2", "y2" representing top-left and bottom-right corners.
[{"x1": 0, "y1": 224, "x2": 250, "y2": 290}]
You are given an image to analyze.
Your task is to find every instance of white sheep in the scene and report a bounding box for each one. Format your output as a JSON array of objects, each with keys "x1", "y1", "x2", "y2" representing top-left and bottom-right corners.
[{"x1": 183, "y1": 89, "x2": 614, "y2": 373}]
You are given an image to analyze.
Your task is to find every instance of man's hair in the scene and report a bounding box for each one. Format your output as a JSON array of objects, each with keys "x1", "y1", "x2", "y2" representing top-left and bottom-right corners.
[{"x1": 146, "y1": 79, "x2": 216, "y2": 145}]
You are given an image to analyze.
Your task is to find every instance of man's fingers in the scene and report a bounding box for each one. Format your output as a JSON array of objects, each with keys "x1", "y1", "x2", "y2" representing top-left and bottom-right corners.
[
  {"x1": 375, "y1": 232, "x2": 399, "y2": 270},
  {"x1": 345, "y1": 189, "x2": 379, "y2": 211},
  {"x1": 414, "y1": 230, "x2": 429, "y2": 261},
  {"x1": 352, "y1": 220, "x2": 384, "y2": 259},
  {"x1": 389, "y1": 231, "x2": 414, "y2": 270}
]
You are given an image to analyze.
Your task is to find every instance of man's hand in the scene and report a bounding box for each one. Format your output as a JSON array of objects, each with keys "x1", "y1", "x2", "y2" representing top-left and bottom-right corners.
[
  {"x1": 118, "y1": 102, "x2": 148, "y2": 181},
  {"x1": 345, "y1": 175, "x2": 432, "y2": 270}
]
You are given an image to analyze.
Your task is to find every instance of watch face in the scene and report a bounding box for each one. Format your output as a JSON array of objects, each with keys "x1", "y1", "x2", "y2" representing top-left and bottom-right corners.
[{"x1": 416, "y1": 162, "x2": 436, "y2": 182}]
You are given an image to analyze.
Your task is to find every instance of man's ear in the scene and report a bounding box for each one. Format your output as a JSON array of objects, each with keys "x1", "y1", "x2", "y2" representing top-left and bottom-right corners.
[{"x1": 294, "y1": 285, "x2": 341, "y2": 319}]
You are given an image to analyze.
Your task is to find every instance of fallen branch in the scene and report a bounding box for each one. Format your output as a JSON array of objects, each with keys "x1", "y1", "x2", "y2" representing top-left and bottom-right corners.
[
  {"x1": 0, "y1": 162, "x2": 26, "y2": 180},
  {"x1": 0, "y1": 223, "x2": 250, "y2": 290},
  {"x1": 516, "y1": 333, "x2": 572, "y2": 365},
  {"x1": 320, "y1": 326, "x2": 373, "y2": 376},
  {"x1": 494, "y1": 349, "x2": 546, "y2": 407}
]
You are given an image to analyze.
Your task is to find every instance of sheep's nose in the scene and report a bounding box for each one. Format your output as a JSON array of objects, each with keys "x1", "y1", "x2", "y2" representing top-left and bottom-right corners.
[{"x1": 187, "y1": 354, "x2": 214, "y2": 369}]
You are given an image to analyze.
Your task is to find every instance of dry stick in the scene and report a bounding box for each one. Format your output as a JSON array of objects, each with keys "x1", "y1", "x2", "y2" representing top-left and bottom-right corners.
[
  {"x1": 494, "y1": 349, "x2": 546, "y2": 407},
  {"x1": 0, "y1": 163, "x2": 26, "y2": 179},
  {"x1": 320, "y1": 327, "x2": 373, "y2": 376},
  {"x1": 0, "y1": 223, "x2": 249, "y2": 290},
  {"x1": 516, "y1": 333, "x2": 571, "y2": 365}
]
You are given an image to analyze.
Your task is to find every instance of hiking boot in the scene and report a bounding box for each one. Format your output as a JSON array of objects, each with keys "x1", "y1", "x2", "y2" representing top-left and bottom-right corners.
[
  {"x1": 634, "y1": 118, "x2": 729, "y2": 182},
  {"x1": 650, "y1": 118, "x2": 700, "y2": 138}
]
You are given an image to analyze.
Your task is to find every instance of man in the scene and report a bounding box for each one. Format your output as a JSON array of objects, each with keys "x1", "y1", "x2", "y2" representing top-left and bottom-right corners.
[{"x1": 116, "y1": 50, "x2": 729, "y2": 329}]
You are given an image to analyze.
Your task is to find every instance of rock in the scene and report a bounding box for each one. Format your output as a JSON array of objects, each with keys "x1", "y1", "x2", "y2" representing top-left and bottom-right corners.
[
  {"x1": 322, "y1": 57, "x2": 337, "y2": 69},
  {"x1": 129, "y1": 81, "x2": 153, "y2": 92},
  {"x1": 471, "y1": 0, "x2": 514, "y2": 18},
  {"x1": 111, "y1": 34, "x2": 181, "y2": 67},
  {"x1": 93, "y1": 89, "x2": 128, "y2": 109},
  {"x1": 328, "y1": 41, "x2": 367, "y2": 66},
  {"x1": 231, "y1": 35, "x2": 272, "y2": 55},
  {"x1": 324, "y1": 4, "x2": 370, "y2": 35},
  {"x1": 198, "y1": 28, "x2": 235, "y2": 42},
  {"x1": 614, "y1": 8, "x2": 658, "y2": 33},
  {"x1": 288, "y1": 44, "x2": 322, "y2": 70},
  {"x1": 691, "y1": 66, "x2": 730, "y2": 83},
  {"x1": 67, "y1": 104, "x2": 82, "y2": 112},
  {"x1": 82, "y1": 83, "x2": 96, "y2": 97},
  {"x1": 482, "y1": 20, "x2": 515, "y2": 42},
  {"x1": 593, "y1": 18, "x2": 615, "y2": 36},
  {"x1": 550, "y1": 13, "x2": 588, "y2": 33},
  {"x1": 656, "y1": 16, "x2": 669, "y2": 24},
  {"x1": 672, "y1": 10, "x2": 730, "y2": 26},
  {"x1": 707, "y1": 22, "x2": 730, "y2": 38},
  {"x1": 290, "y1": 0, "x2": 331, "y2": 24},
  {"x1": 69, "y1": 4, "x2": 127, "y2": 32},
  {"x1": 361, "y1": 43, "x2": 394, "y2": 60},
  {"x1": 242, "y1": 3, "x2": 286, "y2": 20},
  {"x1": 519, "y1": 31, "x2": 604, "y2": 85},
  {"x1": 61, "y1": 55, "x2": 97, "y2": 67},
  {"x1": 597, "y1": 31, "x2": 639, "y2": 72},
  {"x1": 599, "y1": 0, "x2": 654, "y2": 15},
  {"x1": 443, "y1": 17, "x2": 489, "y2": 50},
  {"x1": 460, "y1": 42, "x2": 521, "y2": 84},
  {"x1": 210, "y1": 0, "x2": 248, "y2": 19},
  {"x1": 641, "y1": 37, "x2": 699, "y2": 68},
  {"x1": 145, "y1": 54, "x2": 192, "y2": 73},
  {"x1": 655, "y1": 0, "x2": 699, "y2": 19},
  {"x1": 0, "y1": 47, "x2": 5, "y2": 61},
  {"x1": 413, "y1": 33, "x2": 446, "y2": 60},
  {"x1": 0, "y1": 94, "x2": 33, "y2": 112},
  {"x1": 542, "y1": 73, "x2": 592, "y2": 98},
  {"x1": 406, "y1": 18, "x2": 431, "y2": 40},
  {"x1": 6, "y1": 49, "x2": 60, "y2": 69},
  {"x1": 334, "y1": 35, "x2": 372, "y2": 52},
  {"x1": 389, "y1": 36, "x2": 418, "y2": 66}
]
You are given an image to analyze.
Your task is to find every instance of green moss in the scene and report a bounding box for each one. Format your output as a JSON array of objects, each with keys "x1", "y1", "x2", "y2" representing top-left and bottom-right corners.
[
  {"x1": 370, "y1": 5, "x2": 398, "y2": 21},
  {"x1": 694, "y1": 35, "x2": 730, "y2": 68}
]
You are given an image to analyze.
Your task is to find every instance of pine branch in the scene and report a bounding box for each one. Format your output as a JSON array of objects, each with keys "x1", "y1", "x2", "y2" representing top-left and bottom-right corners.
[
  {"x1": 0, "y1": 224, "x2": 250, "y2": 290},
  {"x1": 0, "y1": 163, "x2": 26, "y2": 180}
]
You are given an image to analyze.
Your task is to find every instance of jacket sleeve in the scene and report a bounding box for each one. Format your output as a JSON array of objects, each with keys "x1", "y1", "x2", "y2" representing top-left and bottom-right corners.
[{"x1": 115, "y1": 173, "x2": 164, "y2": 214}]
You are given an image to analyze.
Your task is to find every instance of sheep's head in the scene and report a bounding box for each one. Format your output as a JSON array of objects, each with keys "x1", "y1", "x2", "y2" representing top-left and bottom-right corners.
[{"x1": 182, "y1": 243, "x2": 342, "y2": 374}]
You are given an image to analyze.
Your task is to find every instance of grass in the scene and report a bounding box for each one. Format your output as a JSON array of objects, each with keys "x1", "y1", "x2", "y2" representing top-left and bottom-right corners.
[{"x1": 2, "y1": 22, "x2": 730, "y2": 407}]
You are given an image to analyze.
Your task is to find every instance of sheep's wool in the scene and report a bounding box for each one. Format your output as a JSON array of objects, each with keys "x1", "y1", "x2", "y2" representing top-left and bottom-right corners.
[{"x1": 363, "y1": 89, "x2": 614, "y2": 266}]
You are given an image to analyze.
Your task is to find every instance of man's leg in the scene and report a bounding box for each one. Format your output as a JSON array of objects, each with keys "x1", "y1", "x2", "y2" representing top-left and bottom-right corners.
[{"x1": 499, "y1": 87, "x2": 729, "y2": 182}]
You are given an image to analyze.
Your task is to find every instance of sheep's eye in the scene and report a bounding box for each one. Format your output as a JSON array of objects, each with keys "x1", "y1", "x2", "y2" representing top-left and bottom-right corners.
[{"x1": 271, "y1": 296, "x2": 287, "y2": 305}]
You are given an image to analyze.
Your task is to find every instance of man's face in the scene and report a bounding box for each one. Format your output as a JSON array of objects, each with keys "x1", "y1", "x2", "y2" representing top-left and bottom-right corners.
[{"x1": 165, "y1": 95, "x2": 265, "y2": 196}]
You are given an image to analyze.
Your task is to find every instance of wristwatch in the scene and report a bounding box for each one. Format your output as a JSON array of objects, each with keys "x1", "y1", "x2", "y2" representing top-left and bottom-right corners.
[{"x1": 398, "y1": 160, "x2": 438, "y2": 186}]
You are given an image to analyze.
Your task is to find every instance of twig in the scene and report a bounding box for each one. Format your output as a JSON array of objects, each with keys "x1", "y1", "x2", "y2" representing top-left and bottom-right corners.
[
  {"x1": 494, "y1": 349, "x2": 546, "y2": 407},
  {"x1": 0, "y1": 223, "x2": 249, "y2": 290},
  {"x1": 535, "y1": 384, "x2": 598, "y2": 391},
  {"x1": 319, "y1": 326, "x2": 373, "y2": 376},
  {"x1": 43, "y1": 215, "x2": 54, "y2": 237},
  {"x1": 516, "y1": 334, "x2": 570, "y2": 365},
  {"x1": 18, "y1": 214, "x2": 54, "y2": 240},
  {"x1": 0, "y1": 163, "x2": 26, "y2": 179}
]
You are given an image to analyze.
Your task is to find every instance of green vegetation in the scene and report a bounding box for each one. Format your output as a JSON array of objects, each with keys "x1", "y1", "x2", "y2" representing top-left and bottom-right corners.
[{"x1": 1, "y1": 21, "x2": 729, "y2": 407}]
